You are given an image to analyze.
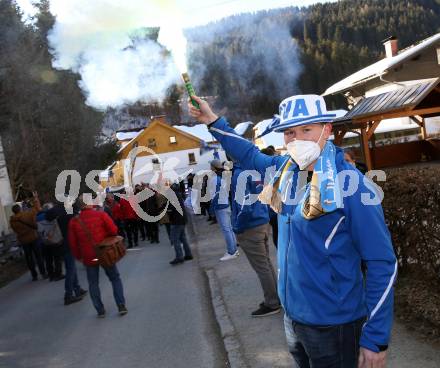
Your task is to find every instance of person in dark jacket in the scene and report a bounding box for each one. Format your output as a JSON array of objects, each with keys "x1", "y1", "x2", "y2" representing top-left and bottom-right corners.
[
  {"x1": 231, "y1": 163, "x2": 280, "y2": 317},
  {"x1": 141, "y1": 184, "x2": 160, "y2": 244},
  {"x1": 37, "y1": 204, "x2": 64, "y2": 282},
  {"x1": 68, "y1": 196, "x2": 127, "y2": 317},
  {"x1": 10, "y1": 192, "x2": 47, "y2": 281},
  {"x1": 261, "y1": 147, "x2": 279, "y2": 248},
  {"x1": 167, "y1": 183, "x2": 193, "y2": 265},
  {"x1": 200, "y1": 174, "x2": 214, "y2": 221},
  {"x1": 134, "y1": 184, "x2": 149, "y2": 241},
  {"x1": 46, "y1": 202, "x2": 87, "y2": 305}
]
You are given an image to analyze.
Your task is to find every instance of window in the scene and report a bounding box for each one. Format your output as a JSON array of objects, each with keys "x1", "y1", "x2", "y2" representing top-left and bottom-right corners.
[
  {"x1": 147, "y1": 138, "x2": 156, "y2": 148},
  {"x1": 188, "y1": 152, "x2": 196, "y2": 165},
  {"x1": 169, "y1": 136, "x2": 177, "y2": 144}
]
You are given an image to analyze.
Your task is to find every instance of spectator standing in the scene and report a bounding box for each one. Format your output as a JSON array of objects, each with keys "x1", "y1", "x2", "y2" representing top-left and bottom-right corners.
[
  {"x1": 68, "y1": 196, "x2": 127, "y2": 317},
  {"x1": 46, "y1": 202, "x2": 87, "y2": 305},
  {"x1": 37, "y1": 203, "x2": 64, "y2": 282},
  {"x1": 10, "y1": 192, "x2": 47, "y2": 281},
  {"x1": 104, "y1": 193, "x2": 125, "y2": 238},
  {"x1": 168, "y1": 183, "x2": 193, "y2": 265},
  {"x1": 210, "y1": 160, "x2": 239, "y2": 261},
  {"x1": 120, "y1": 195, "x2": 139, "y2": 248},
  {"x1": 230, "y1": 163, "x2": 281, "y2": 317},
  {"x1": 157, "y1": 191, "x2": 171, "y2": 242}
]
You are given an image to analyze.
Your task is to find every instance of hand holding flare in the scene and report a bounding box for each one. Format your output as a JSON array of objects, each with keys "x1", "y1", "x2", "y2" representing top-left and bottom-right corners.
[{"x1": 188, "y1": 95, "x2": 219, "y2": 125}]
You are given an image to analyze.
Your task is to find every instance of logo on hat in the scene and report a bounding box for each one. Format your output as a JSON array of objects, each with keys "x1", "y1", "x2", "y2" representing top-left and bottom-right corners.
[{"x1": 273, "y1": 95, "x2": 336, "y2": 132}]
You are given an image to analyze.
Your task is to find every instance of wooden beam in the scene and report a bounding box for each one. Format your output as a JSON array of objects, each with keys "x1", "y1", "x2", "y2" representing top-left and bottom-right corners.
[
  {"x1": 421, "y1": 117, "x2": 427, "y2": 140},
  {"x1": 410, "y1": 116, "x2": 423, "y2": 126},
  {"x1": 361, "y1": 127, "x2": 373, "y2": 171},
  {"x1": 409, "y1": 116, "x2": 427, "y2": 139},
  {"x1": 353, "y1": 106, "x2": 440, "y2": 123},
  {"x1": 366, "y1": 121, "x2": 381, "y2": 140}
]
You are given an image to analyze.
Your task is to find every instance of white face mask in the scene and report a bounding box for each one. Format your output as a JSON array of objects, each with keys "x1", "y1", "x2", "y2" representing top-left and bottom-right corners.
[{"x1": 286, "y1": 126, "x2": 325, "y2": 170}]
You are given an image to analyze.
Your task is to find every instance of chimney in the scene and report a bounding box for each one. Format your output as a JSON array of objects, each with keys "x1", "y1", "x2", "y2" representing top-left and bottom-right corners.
[{"x1": 382, "y1": 36, "x2": 398, "y2": 58}]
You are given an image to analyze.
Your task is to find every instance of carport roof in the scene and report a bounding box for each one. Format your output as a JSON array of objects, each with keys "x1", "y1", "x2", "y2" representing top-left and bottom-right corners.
[{"x1": 333, "y1": 78, "x2": 440, "y2": 126}]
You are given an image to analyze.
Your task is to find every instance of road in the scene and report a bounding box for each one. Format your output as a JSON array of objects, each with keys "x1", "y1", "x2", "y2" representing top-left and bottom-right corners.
[{"x1": 0, "y1": 228, "x2": 228, "y2": 368}]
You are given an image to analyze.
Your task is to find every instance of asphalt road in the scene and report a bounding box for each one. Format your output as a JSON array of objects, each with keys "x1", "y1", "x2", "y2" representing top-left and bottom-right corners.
[{"x1": 0, "y1": 228, "x2": 228, "y2": 368}]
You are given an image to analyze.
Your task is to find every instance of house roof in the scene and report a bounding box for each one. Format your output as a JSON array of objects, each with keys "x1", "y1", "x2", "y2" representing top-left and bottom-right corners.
[
  {"x1": 115, "y1": 131, "x2": 141, "y2": 141},
  {"x1": 323, "y1": 33, "x2": 440, "y2": 96},
  {"x1": 173, "y1": 124, "x2": 216, "y2": 143},
  {"x1": 333, "y1": 78, "x2": 440, "y2": 124},
  {"x1": 116, "y1": 119, "x2": 149, "y2": 132},
  {"x1": 117, "y1": 119, "x2": 201, "y2": 156},
  {"x1": 254, "y1": 119, "x2": 285, "y2": 149},
  {"x1": 234, "y1": 121, "x2": 253, "y2": 136}
]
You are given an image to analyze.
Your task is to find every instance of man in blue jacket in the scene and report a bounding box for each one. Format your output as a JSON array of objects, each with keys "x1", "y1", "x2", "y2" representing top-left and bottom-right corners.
[
  {"x1": 231, "y1": 162, "x2": 281, "y2": 317},
  {"x1": 189, "y1": 94, "x2": 397, "y2": 368}
]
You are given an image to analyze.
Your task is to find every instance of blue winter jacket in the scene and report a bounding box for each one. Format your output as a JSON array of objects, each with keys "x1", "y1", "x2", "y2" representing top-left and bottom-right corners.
[
  {"x1": 230, "y1": 163, "x2": 269, "y2": 234},
  {"x1": 209, "y1": 117, "x2": 397, "y2": 353},
  {"x1": 210, "y1": 174, "x2": 230, "y2": 211}
]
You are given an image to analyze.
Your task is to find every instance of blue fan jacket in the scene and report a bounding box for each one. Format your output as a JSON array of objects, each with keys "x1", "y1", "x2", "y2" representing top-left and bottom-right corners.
[
  {"x1": 210, "y1": 174, "x2": 230, "y2": 211},
  {"x1": 230, "y1": 163, "x2": 270, "y2": 234},
  {"x1": 208, "y1": 117, "x2": 397, "y2": 353}
]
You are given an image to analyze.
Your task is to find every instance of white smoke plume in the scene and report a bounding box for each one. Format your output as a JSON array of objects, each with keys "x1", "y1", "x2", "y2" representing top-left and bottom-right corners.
[{"x1": 47, "y1": 0, "x2": 187, "y2": 110}]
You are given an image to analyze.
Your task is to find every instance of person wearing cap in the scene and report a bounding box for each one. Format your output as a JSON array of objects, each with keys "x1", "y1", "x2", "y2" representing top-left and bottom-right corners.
[
  {"x1": 209, "y1": 159, "x2": 239, "y2": 261},
  {"x1": 230, "y1": 160, "x2": 281, "y2": 317},
  {"x1": 189, "y1": 95, "x2": 397, "y2": 368}
]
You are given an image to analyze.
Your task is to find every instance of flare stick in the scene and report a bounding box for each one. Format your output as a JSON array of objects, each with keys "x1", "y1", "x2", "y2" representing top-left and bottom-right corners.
[{"x1": 182, "y1": 72, "x2": 200, "y2": 109}]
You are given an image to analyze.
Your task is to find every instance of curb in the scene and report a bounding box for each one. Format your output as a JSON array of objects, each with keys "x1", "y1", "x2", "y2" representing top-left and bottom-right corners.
[{"x1": 206, "y1": 269, "x2": 249, "y2": 368}]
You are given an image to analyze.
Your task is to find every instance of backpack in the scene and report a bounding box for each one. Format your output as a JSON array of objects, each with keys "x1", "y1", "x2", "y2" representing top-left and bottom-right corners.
[{"x1": 38, "y1": 220, "x2": 63, "y2": 245}]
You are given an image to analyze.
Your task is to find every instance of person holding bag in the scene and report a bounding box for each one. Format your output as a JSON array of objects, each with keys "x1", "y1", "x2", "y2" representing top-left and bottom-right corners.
[{"x1": 68, "y1": 195, "x2": 127, "y2": 318}]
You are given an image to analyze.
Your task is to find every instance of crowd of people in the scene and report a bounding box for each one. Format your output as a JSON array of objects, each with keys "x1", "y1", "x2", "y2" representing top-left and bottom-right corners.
[{"x1": 8, "y1": 181, "x2": 195, "y2": 317}]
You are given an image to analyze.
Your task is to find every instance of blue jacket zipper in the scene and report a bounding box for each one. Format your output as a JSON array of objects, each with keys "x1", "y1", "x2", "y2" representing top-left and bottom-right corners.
[{"x1": 284, "y1": 214, "x2": 291, "y2": 312}]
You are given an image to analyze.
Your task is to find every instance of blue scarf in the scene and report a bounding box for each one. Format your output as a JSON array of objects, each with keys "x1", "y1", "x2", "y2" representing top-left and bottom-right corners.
[{"x1": 301, "y1": 141, "x2": 343, "y2": 219}]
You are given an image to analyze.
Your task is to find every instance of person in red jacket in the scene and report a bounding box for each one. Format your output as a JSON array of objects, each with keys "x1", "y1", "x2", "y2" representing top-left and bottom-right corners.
[
  {"x1": 119, "y1": 195, "x2": 139, "y2": 248},
  {"x1": 104, "y1": 193, "x2": 125, "y2": 238},
  {"x1": 68, "y1": 196, "x2": 127, "y2": 317}
]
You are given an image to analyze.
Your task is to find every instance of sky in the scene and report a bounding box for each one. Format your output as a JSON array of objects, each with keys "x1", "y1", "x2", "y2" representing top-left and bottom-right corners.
[{"x1": 15, "y1": 0, "x2": 336, "y2": 27}]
